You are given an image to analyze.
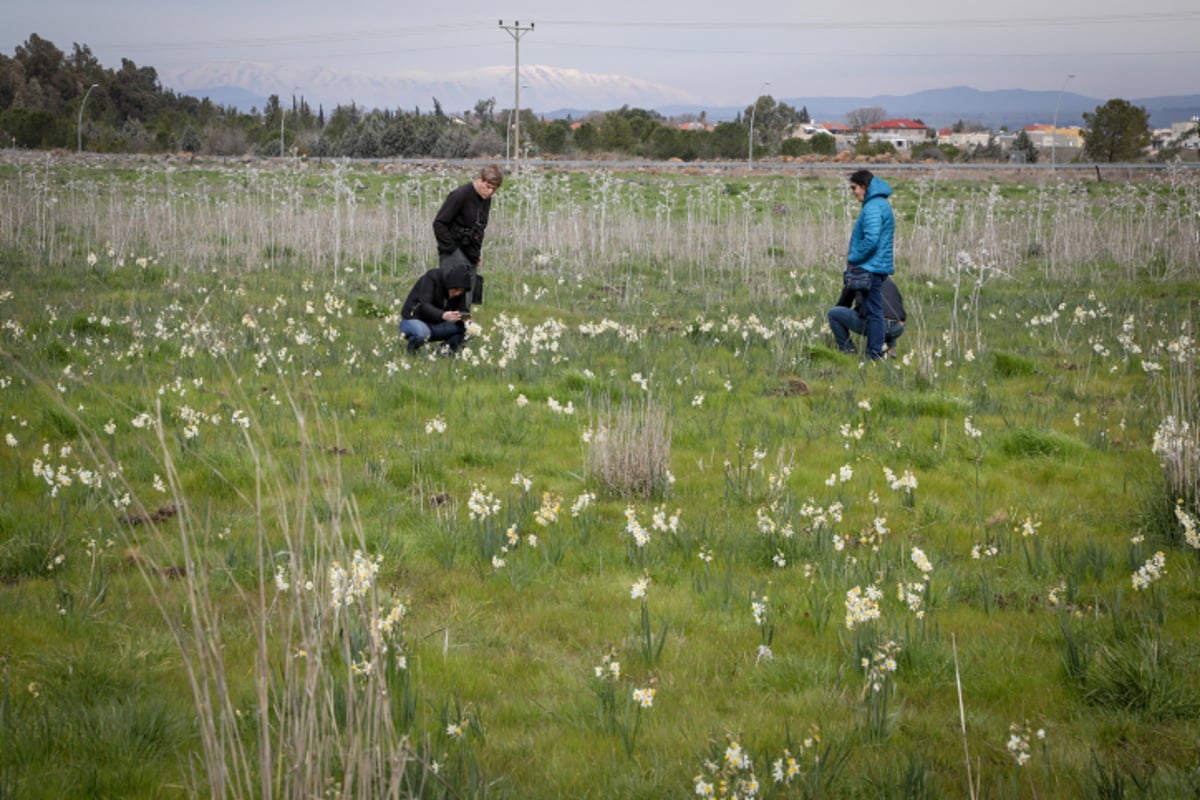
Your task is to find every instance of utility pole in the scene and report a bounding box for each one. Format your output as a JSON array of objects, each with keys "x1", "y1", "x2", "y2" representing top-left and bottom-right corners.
[{"x1": 499, "y1": 20, "x2": 534, "y2": 174}]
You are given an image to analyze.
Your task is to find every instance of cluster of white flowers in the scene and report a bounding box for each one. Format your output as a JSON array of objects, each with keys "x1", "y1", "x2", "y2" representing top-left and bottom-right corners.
[
  {"x1": 862, "y1": 639, "x2": 902, "y2": 693},
  {"x1": 767, "y1": 463, "x2": 793, "y2": 497},
  {"x1": 424, "y1": 415, "x2": 447, "y2": 435},
  {"x1": 770, "y1": 731, "x2": 820, "y2": 786},
  {"x1": 1152, "y1": 415, "x2": 1194, "y2": 462},
  {"x1": 371, "y1": 601, "x2": 408, "y2": 653},
  {"x1": 1131, "y1": 551, "x2": 1166, "y2": 591},
  {"x1": 547, "y1": 396, "x2": 575, "y2": 415},
  {"x1": 798, "y1": 500, "x2": 844, "y2": 533},
  {"x1": 625, "y1": 505, "x2": 651, "y2": 548},
  {"x1": 857, "y1": 516, "x2": 889, "y2": 552},
  {"x1": 594, "y1": 652, "x2": 621, "y2": 681},
  {"x1": 630, "y1": 574, "x2": 650, "y2": 600},
  {"x1": 467, "y1": 483, "x2": 501, "y2": 521},
  {"x1": 511, "y1": 472, "x2": 533, "y2": 493},
  {"x1": 826, "y1": 463, "x2": 854, "y2": 487},
  {"x1": 883, "y1": 466, "x2": 918, "y2": 492},
  {"x1": 719, "y1": 312, "x2": 775, "y2": 344},
  {"x1": 755, "y1": 506, "x2": 777, "y2": 535},
  {"x1": 1006, "y1": 721, "x2": 1045, "y2": 767},
  {"x1": 911, "y1": 546, "x2": 933, "y2": 577},
  {"x1": 897, "y1": 581, "x2": 926, "y2": 617},
  {"x1": 534, "y1": 492, "x2": 562, "y2": 527},
  {"x1": 845, "y1": 584, "x2": 883, "y2": 630},
  {"x1": 577, "y1": 317, "x2": 640, "y2": 343},
  {"x1": 971, "y1": 542, "x2": 1000, "y2": 560},
  {"x1": 632, "y1": 686, "x2": 656, "y2": 708},
  {"x1": 751, "y1": 594, "x2": 769, "y2": 627},
  {"x1": 651, "y1": 504, "x2": 682, "y2": 534},
  {"x1": 570, "y1": 491, "x2": 596, "y2": 517},
  {"x1": 694, "y1": 735, "x2": 763, "y2": 799},
  {"x1": 1017, "y1": 515, "x2": 1041, "y2": 538},
  {"x1": 328, "y1": 550, "x2": 382, "y2": 610},
  {"x1": 839, "y1": 422, "x2": 865, "y2": 443},
  {"x1": 1175, "y1": 501, "x2": 1199, "y2": 549}
]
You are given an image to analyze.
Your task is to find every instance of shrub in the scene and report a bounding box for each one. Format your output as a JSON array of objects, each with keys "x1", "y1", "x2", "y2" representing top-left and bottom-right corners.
[{"x1": 586, "y1": 399, "x2": 671, "y2": 498}]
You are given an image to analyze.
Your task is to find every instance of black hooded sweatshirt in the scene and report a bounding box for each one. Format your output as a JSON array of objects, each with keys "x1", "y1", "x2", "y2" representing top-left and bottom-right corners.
[
  {"x1": 401, "y1": 261, "x2": 473, "y2": 323},
  {"x1": 432, "y1": 181, "x2": 490, "y2": 265}
]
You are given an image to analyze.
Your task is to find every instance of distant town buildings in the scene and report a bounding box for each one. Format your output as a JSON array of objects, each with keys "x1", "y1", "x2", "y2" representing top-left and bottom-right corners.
[
  {"x1": 1023, "y1": 123, "x2": 1083, "y2": 150},
  {"x1": 863, "y1": 119, "x2": 929, "y2": 150}
]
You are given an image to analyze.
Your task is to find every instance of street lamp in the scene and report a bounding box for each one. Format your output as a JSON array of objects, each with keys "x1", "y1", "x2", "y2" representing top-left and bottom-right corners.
[
  {"x1": 747, "y1": 80, "x2": 771, "y2": 169},
  {"x1": 77, "y1": 83, "x2": 99, "y2": 153},
  {"x1": 1051, "y1": 73, "x2": 1075, "y2": 170},
  {"x1": 506, "y1": 84, "x2": 530, "y2": 164},
  {"x1": 281, "y1": 87, "x2": 300, "y2": 157}
]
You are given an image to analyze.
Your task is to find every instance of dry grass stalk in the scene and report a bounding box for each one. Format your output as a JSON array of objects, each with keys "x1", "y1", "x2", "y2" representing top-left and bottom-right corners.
[{"x1": 587, "y1": 399, "x2": 672, "y2": 498}]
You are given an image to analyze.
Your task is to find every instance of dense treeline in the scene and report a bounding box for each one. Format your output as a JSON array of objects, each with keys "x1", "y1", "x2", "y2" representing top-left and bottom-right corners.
[
  {"x1": 0, "y1": 34, "x2": 889, "y2": 161},
  {"x1": 2, "y1": 34, "x2": 1180, "y2": 162}
]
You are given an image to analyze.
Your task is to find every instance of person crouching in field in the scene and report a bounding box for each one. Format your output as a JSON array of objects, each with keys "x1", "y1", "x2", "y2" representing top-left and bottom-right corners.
[
  {"x1": 399, "y1": 260, "x2": 473, "y2": 354},
  {"x1": 828, "y1": 275, "x2": 907, "y2": 358}
]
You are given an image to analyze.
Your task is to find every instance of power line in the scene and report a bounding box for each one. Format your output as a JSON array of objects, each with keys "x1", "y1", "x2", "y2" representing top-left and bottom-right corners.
[
  {"x1": 537, "y1": 12, "x2": 1200, "y2": 30},
  {"x1": 98, "y1": 10, "x2": 1200, "y2": 53},
  {"x1": 532, "y1": 40, "x2": 1200, "y2": 60}
]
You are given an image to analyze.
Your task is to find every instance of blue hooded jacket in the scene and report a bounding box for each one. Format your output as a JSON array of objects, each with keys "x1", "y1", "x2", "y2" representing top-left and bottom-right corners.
[{"x1": 847, "y1": 176, "x2": 895, "y2": 275}]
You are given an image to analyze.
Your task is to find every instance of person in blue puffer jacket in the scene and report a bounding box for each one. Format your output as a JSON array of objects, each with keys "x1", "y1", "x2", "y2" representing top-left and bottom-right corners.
[{"x1": 846, "y1": 169, "x2": 895, "y2": 360}]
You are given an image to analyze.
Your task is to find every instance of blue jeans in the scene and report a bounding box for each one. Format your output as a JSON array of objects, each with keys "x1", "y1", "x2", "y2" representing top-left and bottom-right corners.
[
  {"x1": 862, "y1": 272, "x2": 888, "y2": 359},
  {"x1": 400, "y1": 318, "x2": 465, "y2": 353},
  {"x1": 828, "y1": 306, "x2": 905, "y2": 355}
]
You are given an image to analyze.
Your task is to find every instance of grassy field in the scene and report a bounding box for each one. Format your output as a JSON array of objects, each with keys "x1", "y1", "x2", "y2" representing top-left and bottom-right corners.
[{"x1": 1, "y1": 154, "x2": 1199, "y2": 799}]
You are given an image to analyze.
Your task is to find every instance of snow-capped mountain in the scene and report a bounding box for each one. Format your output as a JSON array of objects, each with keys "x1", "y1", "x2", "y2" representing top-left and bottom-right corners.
[{"x1": 158, "y1": 61, "x2": 699, "y2": 115}]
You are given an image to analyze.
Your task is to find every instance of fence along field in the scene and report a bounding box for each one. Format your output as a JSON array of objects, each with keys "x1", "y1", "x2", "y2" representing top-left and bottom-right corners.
[{"x1": 1, "y1": 154, "x2": 1199, "y2": 799}]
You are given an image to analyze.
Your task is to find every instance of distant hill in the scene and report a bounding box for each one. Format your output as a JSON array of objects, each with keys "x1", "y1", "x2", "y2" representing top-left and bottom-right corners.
[
  {"x1": 163, "y1": 61, "x2": 692, "y2": 118},
  {"x1": 164, "y1": 63, "x2": 1200, "y2": 130},
  {"x1": 657, "y1": 87, "x2": 1200, "y2": 130},
  {"x1": 188, "y1": 85, "x2": 271, "y2": 112}
]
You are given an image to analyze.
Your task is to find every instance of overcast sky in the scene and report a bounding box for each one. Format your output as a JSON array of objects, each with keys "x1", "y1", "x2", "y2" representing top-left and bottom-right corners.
[{"x1": 9, "y1": 0, "x2": 1199, "y2": 105}]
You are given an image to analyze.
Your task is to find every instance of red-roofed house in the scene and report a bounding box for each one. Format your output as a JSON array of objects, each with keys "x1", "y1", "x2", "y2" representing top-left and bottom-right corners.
[{"x1": 864, "y1": 119, "x2": 929, "y2": 149}]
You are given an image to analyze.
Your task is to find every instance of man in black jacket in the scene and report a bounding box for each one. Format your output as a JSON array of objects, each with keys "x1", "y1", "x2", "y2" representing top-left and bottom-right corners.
[
  {"x1": 399, "y1": 260, "x2": 473, "y2": 353},
  {"x1": 432, "y1": 164, "x2": 503, "y2": 310},
  {"x1": 828, "y1": 276, "x2": 907, "y2": 357}
]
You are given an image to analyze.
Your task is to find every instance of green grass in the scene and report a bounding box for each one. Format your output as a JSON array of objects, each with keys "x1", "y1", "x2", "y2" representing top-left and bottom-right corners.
[{"x1": 0, "y1": 160, "x2": 1198, "y2": 798}]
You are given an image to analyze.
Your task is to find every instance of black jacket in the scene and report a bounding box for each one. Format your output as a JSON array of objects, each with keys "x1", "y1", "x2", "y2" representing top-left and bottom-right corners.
[
  {"x1": 433, "y1": 181, "x2": 490, "y2": 264},
  {"x1": 401, "y1": 261, "x2": 473, "y2": 323},
  {"x1": 835, "y1": 276, "x2": 906, "y2": 322}
]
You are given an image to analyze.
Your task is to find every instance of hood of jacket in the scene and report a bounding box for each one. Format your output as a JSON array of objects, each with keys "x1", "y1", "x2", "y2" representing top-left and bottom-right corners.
[
  {"x1": 865, "y1": 175, "x2": 893, "y2": 203},
  {"x1": 440, "y1": 260, "x2": 473, "y2": 290}
]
